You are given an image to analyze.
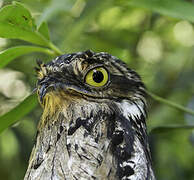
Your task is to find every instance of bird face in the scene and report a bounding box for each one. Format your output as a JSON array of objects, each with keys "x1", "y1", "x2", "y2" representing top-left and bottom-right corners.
[{"x1": 36, "y1": 50, "x2": 146, "y2": 107}]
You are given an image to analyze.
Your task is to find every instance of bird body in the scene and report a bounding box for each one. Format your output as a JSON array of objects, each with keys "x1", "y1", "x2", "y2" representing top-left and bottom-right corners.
[{"x1": 24, "y1": 50, "x2": 155, "y2": 180}]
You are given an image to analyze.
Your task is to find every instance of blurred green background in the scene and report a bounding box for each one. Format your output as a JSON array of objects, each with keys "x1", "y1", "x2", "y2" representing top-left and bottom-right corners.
[{"x1": 0, "y1": 0, "x2": 194, "y2": 179}]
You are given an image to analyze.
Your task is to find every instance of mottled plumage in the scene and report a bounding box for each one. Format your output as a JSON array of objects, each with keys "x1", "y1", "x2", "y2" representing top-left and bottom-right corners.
[{"x1": 24, "y1": 50, "x2": 155, "y2": 180}]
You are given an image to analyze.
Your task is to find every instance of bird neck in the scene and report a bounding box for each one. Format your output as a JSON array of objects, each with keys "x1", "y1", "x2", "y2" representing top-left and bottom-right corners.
[{"x1": 25, "y1": 98, "x2": 155, "y2": 180}]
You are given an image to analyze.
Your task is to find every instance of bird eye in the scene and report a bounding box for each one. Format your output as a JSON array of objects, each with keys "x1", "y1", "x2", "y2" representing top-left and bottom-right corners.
[{"x1": 85, "y1": 67, "x2": 109, "y2": 87}]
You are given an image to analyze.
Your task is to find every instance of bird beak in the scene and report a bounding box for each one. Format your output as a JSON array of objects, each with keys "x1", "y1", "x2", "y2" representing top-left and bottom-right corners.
[{"x1": 38, "y1": 84, "x2": 49, "y2": 103}]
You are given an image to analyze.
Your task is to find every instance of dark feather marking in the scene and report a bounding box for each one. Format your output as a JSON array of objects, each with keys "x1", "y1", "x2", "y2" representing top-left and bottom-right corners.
[
  {"x1": 66, "y1": 143, "x2": 71, "y2": 156},
  {"x1": 123, "y1": 165, "x2": 134, "y2": 176},
  {"x1": 79, "y1": 167, "x2": 97, "y2": 179},
  {"x1": 48, "y1": 53, "x2": 76, "y2": 65},
  {"x1": 96, "y1": 154, "x2": 103, "y2": 166},
  {"x1": 75, "y1": 144, "x2": 78, "y2": 151},
  {"x1": 68, "y1": 114, "x2": 98, "y2": 135},
  {"x1": 80, "y1": 167, "x2": 90, "y2": 174},
  {"x1": 110, "y1": 74, "x2": 144, "y2": 95},
  {"x1": 33, "y1": 156, "x2": 44, "y2": 169},
  {"x1": 107, "y1": 168, "x2": 112, "y2": 177},
  {"x1": 77, "y1": 153, "x2": 83, "y2": 160},
  {"x1": 73, "y1": 175, "x2": 79, "y2": 180},
  {"x1": 112, "y1": 130, "x2": 124, "y2": 146},
  {"x1": 81, "y1": 154, "x2": 90, "y2": 160},
  {"x1": 75, "y1": 146, "x2": 83, "y2": 160},
  {"x1": 84, "y1": 49, "x2": 94, "y2": 57},
  {"x1": 107, "y1": 113, "x2": 116, "y2": 139},
  {"x1": 131, "y1": 115, "x2": 151, "y2": 163},
  {"x1": 110, "y1": 114, "x2": 136, "y2": 179},
  {"x1": 75, "y1": 52, "x2": 87, "y2": 59},
  {"x1": 80, "y1": 147, "x2": 86, "y2": 153},
  {"x1": 68, "y1": 118, "x2": 82, "y2": 135},
  {"x1": 95, "y1": 132, "x2": 100, "y2": 143},
  {"x1": 133, "y1": 101, "x2": 146, "y2": 118},
  {"x1": 46, "y1": 145, "x2": 51, "y2": 153},
  {"x1": 36, "y1": 59, "x2": 43, "y2": 67},
  {"x1": 57, "y1": 133, "x2": 61, "y2": 141},
  {"x1": 130, "y1": 115, "x2": 153, "y2": 179},
  {"x1": 110, "y1": 57, "x2": 128, "y2": 75},
  {"x1": 84, "y1": 58, "x2": 103, "y2": 65},
  {"x1": 84, "y1": 130, "x2": 89, "y2": 137},
  {"x1": 60, "y1": 125, "x2": 64, "y2": 133},
  {"x1": 34, "y1": 130, "x2": 39, "y2": 147}
]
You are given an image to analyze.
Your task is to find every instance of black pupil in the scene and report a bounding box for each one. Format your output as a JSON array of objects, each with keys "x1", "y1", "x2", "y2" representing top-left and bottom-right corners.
[{"x1": 93, "y1": 70, "x2": 104, "y2": 83}]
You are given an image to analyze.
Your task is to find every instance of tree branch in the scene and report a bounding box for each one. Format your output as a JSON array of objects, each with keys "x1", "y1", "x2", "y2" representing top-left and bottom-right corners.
[{"x1": 147, "y1": 91, "x2": 194, "y2": 116}]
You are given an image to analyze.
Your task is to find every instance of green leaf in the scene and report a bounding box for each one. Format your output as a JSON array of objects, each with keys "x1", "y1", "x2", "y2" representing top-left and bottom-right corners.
[
  {"x1": 0, "y1": 2, "x2": 49, "y2": 47},
  {"x1": 0, "y1": 94, "x2": 38, "y2": 134},
  {"x1": 0, "y1": 1, "x2": 36, "y2": 30},
  {"x1": 0, "y1": 22, "x2": 49, "y2": 46},
  {"x1": 38, "y1": 22, "x2": 50, "y2": 40},
  {"x1": 149, "y1": 124, "x2": 194, "y2": 134},
  {"x1": 0, "y1": 46, "x2": 54, "y2": 68},
  {"x1": 128, "y1": 0, "x2": 194, "y2": 22}
]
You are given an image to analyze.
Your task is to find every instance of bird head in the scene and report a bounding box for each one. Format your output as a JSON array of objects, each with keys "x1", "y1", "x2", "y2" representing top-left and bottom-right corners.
[{"x1": 35, "y1": 50, "x2": 146, "y2": 125}]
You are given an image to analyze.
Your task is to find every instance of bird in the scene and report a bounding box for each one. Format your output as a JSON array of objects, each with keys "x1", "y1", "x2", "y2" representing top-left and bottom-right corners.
[{"x1": 24, "y1": 50, "x2": 155, "y2": 180}]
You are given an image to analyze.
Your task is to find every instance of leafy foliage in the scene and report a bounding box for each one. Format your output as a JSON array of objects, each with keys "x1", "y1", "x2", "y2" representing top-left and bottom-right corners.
[{"x1": 0, "y1": 94, "x2": 38, "y2": 134}]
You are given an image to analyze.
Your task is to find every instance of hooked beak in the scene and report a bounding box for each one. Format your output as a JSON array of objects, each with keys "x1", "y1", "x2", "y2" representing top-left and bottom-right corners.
[
  {"x1": 38, "y1": 84, "x2": 48, "y2": 103},
  {"x1": 38, "y1": 82, "x2": 63, "y2": 103},
  {"x1": 37, "y1": 80, "x2": 98, "y2": 104}
]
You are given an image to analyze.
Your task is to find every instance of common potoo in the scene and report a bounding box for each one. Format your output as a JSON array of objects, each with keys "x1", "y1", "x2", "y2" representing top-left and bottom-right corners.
[{"x1": 24, "y1": 50, "x2": 155, "y2": 180}]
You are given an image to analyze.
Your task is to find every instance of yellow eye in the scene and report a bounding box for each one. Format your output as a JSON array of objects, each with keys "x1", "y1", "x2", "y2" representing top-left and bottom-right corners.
[{"x1": 85, "y1": 67, "x2": 109, "y2": 87}]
